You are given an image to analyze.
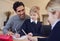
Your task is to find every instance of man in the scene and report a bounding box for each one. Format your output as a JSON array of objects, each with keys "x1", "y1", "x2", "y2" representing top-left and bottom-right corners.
[
  {"x1": 3, "y1": 1, "x2": 29, "y2": 37},
  {"x1": 38, "y1": 0, "x2": 60, "y2": 41}
]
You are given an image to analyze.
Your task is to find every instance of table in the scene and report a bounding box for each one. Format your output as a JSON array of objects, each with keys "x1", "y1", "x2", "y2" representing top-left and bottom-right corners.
[
  {"x1": 13, "y1": 38, "x2": 28, "y2": 41},
  {"x1": 13, "y1": 36, "x2": 47, "y2": 41},
  {"x1": 13, "y1": 36, "x2": 37, "y2": 41},
  {"x1": 0, "y1": 31, "x2": 47, "y2": 41}
]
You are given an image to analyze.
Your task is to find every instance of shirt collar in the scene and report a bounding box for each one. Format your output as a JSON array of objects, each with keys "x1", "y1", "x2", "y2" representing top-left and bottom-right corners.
[
  {"x1": 30, "y1": 19, "x2": 38, "y2": 24},
  {"x1": 51, "y1": 19, "x2": 60, "y2": 30}
]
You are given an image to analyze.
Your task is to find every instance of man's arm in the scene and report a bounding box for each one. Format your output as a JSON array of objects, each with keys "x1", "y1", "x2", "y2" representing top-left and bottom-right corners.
[{"x1": 3, "y1": 17, "x2": 13, "y2": 34}]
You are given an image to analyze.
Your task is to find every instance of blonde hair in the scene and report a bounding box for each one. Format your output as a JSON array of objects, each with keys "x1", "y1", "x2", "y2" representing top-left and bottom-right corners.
[
  {"x1": 46, "y1": 0, "x2": 60, "y2": 18},
  {"x1": 30, "y1": 6, "x2": 40, "y2": 21},
  {"x1": 46, "y1": 0, "x2": 60, "y2": 12}
]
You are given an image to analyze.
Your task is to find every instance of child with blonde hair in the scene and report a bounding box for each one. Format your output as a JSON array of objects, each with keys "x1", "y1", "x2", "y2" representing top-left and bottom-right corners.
[{"x1": 19, "y1": 6, "x2": 42, "y2": 37}]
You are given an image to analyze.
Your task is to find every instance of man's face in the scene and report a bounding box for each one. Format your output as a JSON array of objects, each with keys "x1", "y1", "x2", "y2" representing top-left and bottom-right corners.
[{"x1": 16, "y1": 6, "x2": 25, "y2": 19}]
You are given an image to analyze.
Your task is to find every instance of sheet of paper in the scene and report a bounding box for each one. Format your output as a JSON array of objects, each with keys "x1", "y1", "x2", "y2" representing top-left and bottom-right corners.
[{"x1": 12, "y1": 35, "x2": 27, "y2": 40}]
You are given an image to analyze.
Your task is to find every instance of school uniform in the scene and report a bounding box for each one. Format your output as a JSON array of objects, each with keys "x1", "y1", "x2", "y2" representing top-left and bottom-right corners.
[
  {"x1": 38, "y1": 19, "x2": 60, "y2": 41},
  {"x1": 19, "y1": 19, "x2": 42, "y2": 36}
]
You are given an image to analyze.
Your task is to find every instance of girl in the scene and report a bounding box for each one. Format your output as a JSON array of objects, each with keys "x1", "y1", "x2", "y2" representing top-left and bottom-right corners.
[{"x1": 19, "y1": 6, "x2": 42, "y2": 37}]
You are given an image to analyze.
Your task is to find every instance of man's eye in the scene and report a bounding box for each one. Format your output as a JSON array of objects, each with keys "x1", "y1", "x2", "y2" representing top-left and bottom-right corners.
[
  {"x1": 18, "y1": 11, "x2": 20, "y2": 12},
  {"x1": 17, "y1": 9, "x2": 24, "y2": 12},
  {"x1": 22, "y1": 9, "x2": 24, "y2": 11}
]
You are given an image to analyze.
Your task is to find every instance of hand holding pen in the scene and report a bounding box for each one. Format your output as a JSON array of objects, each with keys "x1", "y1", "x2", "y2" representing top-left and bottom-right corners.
[
  {"x1": 22, "y1": 29, "x2": 33, "y2": 41},
  {"x1": 14, "y1": 25, "x2": 20, "y2": 38},
  {"x1": 22, "y1": 29, "x2": 33, "y2": 36}
]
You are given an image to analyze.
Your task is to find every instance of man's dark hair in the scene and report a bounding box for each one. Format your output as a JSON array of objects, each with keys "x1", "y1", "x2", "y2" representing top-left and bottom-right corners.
[{"x1": 13, "y1": 1, "x2": 25, "y2": 11}]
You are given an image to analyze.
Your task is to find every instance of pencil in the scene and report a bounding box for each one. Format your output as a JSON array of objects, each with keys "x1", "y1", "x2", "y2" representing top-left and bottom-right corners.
[{"x1": 22, "y1": 29, "x2": 27, "y2": 35}]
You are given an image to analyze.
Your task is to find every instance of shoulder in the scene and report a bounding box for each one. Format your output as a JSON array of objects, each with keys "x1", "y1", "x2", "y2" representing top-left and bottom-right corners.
[
  {"x1": 22, "y1": 19, "x2": 30, "y2": 26},
  {"x1": 24, "y1": 19, "x2": 30, "y2": 23},
  {"x1": 22, "y1": 19, "x2": 31, "y2": 25},
  {"x1": 38, "y1": 21, "x2": 42, "y2": 25},
  {"x1": 52, "y1": 21, "x2": 60, "y2": 32},
  {"x1": 9, "y1": 15, "x2": 17, "y2": 19},
  {"x1": 55, "y1": 21, "x2": 60, "y2": 28},
  {"x1": 37, "y1": 21, "x2": 42, "y2": 27},
  {"x1": 25, "y1": 15, "x2": 30, "y2": 19},
  {"x1": 9, "y1": 15, "x2": 20, "y2": 21},
  {"x1": 54, "y1": 21, "x2": 60, "y2": 28},
  {"x1": 56, "y1": 21, "x2": 60, "y2": 25}
]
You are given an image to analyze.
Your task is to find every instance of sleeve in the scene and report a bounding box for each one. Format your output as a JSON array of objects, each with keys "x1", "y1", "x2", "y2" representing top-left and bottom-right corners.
[
  {"x1": 18, "y1": 20, "x2": 28, "y2": 36},
  {"x1": 3, "y1": 17, "x2": 13, "y2": 34},
  {"x1": 38, "y1": 22, "x2": 42, "y2": 36},
  {"x1": 47, "y1": 24, "x2": 60, "y2": 41}
]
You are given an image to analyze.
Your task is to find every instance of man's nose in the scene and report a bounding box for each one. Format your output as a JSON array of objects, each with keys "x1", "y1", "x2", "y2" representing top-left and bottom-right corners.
[{"x1": 20, "y1": 11, "x2": 24, "y2": 14}]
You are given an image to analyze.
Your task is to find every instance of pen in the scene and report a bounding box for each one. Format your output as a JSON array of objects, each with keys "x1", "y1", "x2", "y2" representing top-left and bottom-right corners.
[
  {"x1": 15, "y1": 28, "x2": 18, "y2": 33},
  {"x1": 22, "y1": 29, "x2": 27, "y2": 35},
  {"x1": 15, "y1": 24, "x2": 20, "y2": 33}
]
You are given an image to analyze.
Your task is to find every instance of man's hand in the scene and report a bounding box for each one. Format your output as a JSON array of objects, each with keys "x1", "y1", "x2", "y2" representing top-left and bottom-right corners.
[{"x1": 7, "y1": 31, "x2": 14, "y2": 35}]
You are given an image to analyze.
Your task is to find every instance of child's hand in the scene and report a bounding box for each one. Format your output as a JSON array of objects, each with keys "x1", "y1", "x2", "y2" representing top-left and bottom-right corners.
[
  {"x1": 27, "y1": 34, "x2": 33, "y2": 41},
  {"x1": 28, "y1": 33, "x2": 33, "y2": 36}
]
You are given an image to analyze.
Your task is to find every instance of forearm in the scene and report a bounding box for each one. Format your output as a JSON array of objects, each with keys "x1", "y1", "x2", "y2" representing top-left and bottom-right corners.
[
  {"x1": 3, "y1": 27, "x2": 9, "y2": 34},
  {"x1": 3, "y1": 24, "x2": 11, "y2": 34}
]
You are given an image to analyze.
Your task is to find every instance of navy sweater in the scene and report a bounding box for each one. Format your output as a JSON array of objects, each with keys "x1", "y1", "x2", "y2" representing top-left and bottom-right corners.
[{"x1": 19, "y1": 19, "x2": 42, "y2": 36}]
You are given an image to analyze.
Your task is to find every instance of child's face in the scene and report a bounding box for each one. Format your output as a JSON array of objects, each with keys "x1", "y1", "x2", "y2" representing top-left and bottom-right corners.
[{"x1": 30, "y1": 11, "x2": 39, "y2": 20}]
